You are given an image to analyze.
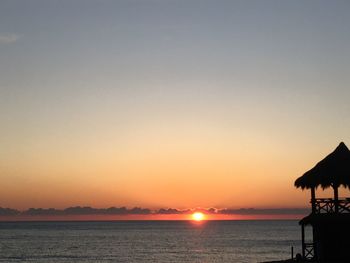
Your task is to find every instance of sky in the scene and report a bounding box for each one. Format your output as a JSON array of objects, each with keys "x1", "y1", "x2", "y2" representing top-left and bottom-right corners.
[{"x1": 1, "y1": 0, "x2": 350, "y2": 217}]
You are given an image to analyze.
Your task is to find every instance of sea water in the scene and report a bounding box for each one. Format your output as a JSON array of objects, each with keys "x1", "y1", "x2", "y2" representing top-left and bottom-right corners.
[{"x1": 0, "y1": 220, "x2": 301, "y2": 263}]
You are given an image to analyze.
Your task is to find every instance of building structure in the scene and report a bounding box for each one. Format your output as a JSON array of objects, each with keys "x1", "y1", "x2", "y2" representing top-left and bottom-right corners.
[{"x1": 295, "y1": 142, "x2": 350, "y2": 262}]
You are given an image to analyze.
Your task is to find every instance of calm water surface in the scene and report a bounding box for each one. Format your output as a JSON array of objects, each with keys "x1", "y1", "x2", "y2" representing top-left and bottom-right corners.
[{"x1": 0, "y1": 220, "x2": 301, "y2": 263}]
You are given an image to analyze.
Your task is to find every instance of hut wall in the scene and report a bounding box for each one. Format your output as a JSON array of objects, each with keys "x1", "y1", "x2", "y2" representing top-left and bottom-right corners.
[{"x1": 312, "y1": 216, "x2": 350, "y2": 262}]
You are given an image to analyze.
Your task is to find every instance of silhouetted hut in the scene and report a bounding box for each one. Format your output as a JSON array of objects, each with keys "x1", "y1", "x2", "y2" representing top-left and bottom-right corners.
[{"x1": 295, "y1": 142, "x2": 350, "y2": 262}]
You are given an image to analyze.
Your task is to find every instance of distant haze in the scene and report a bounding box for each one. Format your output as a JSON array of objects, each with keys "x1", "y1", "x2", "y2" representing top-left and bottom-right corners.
[
  {"x1": 1, "y1": 1, "x2": 350, "y2": 211},
  {"x1": 0, "y1": 206, "x2": 309, "y2": 221}
]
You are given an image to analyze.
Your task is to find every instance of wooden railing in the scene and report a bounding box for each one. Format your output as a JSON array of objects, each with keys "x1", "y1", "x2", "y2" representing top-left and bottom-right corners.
[
  {"x1": 312, "y1": 198, "x2": 350, "y2": 214},
  {"x1": 303, "y1": 242, "x2": 315, "y2": 260}
]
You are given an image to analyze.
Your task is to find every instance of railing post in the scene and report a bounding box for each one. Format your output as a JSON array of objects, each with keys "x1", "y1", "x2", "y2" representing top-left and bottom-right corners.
[
  {"x1": 333, "y1": 185, "x2": 339, "y2": 213},
  {"x1": 301, "y1": 224, "x2": 305, "y2": 259},
  {"x1": 311, "y1": 188, "x2": 316, "y2": 213}
]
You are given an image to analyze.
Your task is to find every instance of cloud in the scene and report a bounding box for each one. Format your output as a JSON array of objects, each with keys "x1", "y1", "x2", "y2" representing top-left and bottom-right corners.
[
  {"x1": 63, "y1": 206, "x2": 104, "y2": 215},
  {"x1": 217, "y1": 208, "x2": 310, "y2": 215},
  {"x1": 156, "y1": 208, "x2": 190, "y2": 214},
  {"x1": 23, "y1": 208, "x2": 63, "y2": 216},
  {"x1": 0, "y1": 34, "x2": 20, "y2": 44},
  {"x1": 20, "y1": 206, "x2": 151, "y2": 216},
  {"x1": 0, "y1": 207, "x2": 20, "y2": 216},
  {"x1": 0, "y1": 206, "x2": 309, "y2": 217},
  {"x1": 105, "y1": 207, "x2": 128, "y2": 215},
  {"x1": 128, "y1": 207, "x2": 151, "y2": 214}
]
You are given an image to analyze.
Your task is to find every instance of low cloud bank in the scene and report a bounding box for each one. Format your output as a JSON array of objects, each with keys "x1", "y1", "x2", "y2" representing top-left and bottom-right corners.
[
  {"x1": 0, "y1": 207, "x2": 20, "y2": 216},
  {"x1": 0, "y1": 206, "x2": 308, "y2": 217},
  {"x1": 218, "y1": 208, "x2": 309, "y2": 215},
  {"x1": 22, "y1": 206, "x2": 151, "y2": 216}
]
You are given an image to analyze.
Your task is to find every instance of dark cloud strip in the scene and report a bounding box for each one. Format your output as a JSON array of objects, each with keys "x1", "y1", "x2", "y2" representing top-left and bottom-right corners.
[
  {"x1": 0, "y1": 206, "x2": 309, "y2": 217},
  {"x1": 217, "y1": 208, "x2": 310, "y2": 215},
  {"x1": 0, "y1": 207, "x2": 20, "y2": 216}
]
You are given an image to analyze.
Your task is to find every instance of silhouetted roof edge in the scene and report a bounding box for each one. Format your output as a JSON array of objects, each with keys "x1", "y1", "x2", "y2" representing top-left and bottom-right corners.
[
  {"x1": 295, "y1": 142, "x2": 350, "y2": 190},
  {"x1": 299, "y1": 213, "x2": 350, "y2": 225}
]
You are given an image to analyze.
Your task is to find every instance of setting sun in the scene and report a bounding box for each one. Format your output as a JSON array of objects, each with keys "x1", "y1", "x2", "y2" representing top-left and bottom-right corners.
[{"x1": 192, "y1": 212, "x2": 205, "y2": 221}]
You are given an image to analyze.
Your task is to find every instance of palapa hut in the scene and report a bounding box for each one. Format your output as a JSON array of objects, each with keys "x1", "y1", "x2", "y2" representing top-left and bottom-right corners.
[{"x1": 295, "y1": 142, "x2": 350, "y2": 262}]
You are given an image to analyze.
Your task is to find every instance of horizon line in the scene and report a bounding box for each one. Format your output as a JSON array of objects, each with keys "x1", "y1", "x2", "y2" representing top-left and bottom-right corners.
[{"x1": 0, "y1": 206, "x2": 310, "y2": 217}]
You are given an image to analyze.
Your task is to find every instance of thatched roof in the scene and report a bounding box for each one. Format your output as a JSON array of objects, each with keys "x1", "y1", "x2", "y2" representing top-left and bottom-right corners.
[{"x1": 295, "y1": 142, "x2": 350, "y2": 190}]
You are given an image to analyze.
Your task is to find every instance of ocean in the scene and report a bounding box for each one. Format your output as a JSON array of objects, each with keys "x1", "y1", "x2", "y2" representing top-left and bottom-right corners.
[{"x1": 0, "y1": 220, "x2": 302, "y2": 263}]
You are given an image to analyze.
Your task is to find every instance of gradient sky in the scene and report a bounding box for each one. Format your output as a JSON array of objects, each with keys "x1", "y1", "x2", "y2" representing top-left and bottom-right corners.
[{"x1": 1, "y1": 0, "x2": 350, "y2": 211}]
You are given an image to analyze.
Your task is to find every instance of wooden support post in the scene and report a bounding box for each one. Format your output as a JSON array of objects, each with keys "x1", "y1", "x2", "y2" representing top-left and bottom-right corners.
[
  {"x1": 312, "y1": 225, "x2": 316, "y2": 260},
  {"x1": 301, "y1": 224, "x2": 305, "y2": 259},
  {"x1": 311, "y1": 187, "x2": 316, "y2": 213},
  {"x1": 333, "y1": 185, "x2": 339, "y2": 213}
]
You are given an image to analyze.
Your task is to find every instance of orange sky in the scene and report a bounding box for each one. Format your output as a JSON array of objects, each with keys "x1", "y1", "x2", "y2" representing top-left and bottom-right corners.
[
  {"x1": 1, "y1": 1, "x2": 350, "y2": 217},
  {"x1": 1, "y1": 138, "x2": 349, "y2": 211}
]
